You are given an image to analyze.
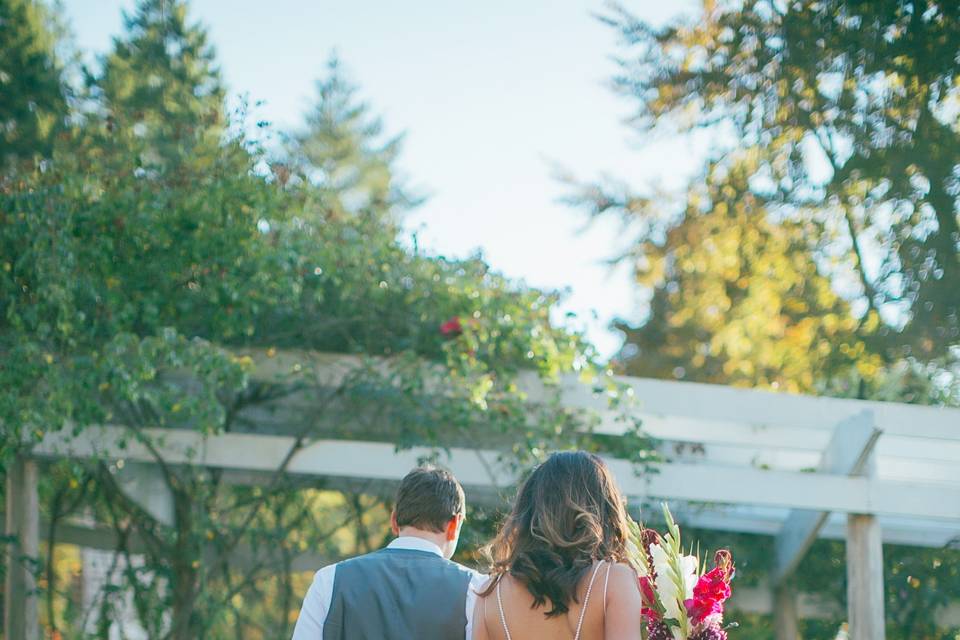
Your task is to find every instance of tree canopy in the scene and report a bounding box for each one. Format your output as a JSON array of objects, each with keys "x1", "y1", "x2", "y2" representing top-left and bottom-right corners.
[
  {"x1": 601, "y1": 0, "x2": 960, "y2": 367},
  {"x1": 571, "y1": 149, "x2": 878, "y2": 393}
]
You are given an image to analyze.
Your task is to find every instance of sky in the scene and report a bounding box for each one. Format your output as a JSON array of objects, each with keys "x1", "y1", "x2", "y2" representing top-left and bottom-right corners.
[{"x1": 62, "y1": 0, "x2": 707, "y2": 359}]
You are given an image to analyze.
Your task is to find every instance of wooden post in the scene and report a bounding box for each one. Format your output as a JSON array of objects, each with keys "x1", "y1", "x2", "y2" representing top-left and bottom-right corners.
[
  {"x1": 846, "y1": 513, "x2": 885, "y2": 640},
  {"x1": 773, "y1": 583, "x2": 800, "y2": 640},
  {"x1": 4, "y1": 456, "x2": 40, "y2": 640}
]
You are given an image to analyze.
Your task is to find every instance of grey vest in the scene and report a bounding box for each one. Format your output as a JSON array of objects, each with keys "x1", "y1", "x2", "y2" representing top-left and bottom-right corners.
[{"x1": 322, "y1": 548, "x2": 474, "y2": 640}]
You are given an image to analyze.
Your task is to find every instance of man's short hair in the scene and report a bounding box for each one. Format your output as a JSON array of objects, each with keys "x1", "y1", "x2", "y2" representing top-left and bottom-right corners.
[{"x1": 394, "y1": 466, "x2": 465, "y2": 533}]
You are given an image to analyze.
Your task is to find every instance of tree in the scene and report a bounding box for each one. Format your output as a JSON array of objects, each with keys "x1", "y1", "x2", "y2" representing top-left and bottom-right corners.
[
  {"x1": 0, "y1": 0, "x2": 67, "y2": 174},
  {"x1": 93, "y1": 0, "x2": 226, "y2": 172},
  {"x1": 601, "y1": 0, "x2": 960, "y2": 364},
  {"x1": 570, "y1": 151, "x2": 879, "y2": 393},
  {"x1": 287, "y1": 55, "x2": 422, "y2": 225}
]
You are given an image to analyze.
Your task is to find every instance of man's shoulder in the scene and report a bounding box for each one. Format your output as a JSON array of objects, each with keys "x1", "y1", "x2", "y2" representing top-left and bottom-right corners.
[
  {"x1": 310, "y1": 561, "x2": 338, "y2": 584},
  {"x1": 444, "y1": 559, "x2": 490, "y2": 598},
  {"x1": 446, "y1": 559, "x2": 485, "y2": 582},
  {"x1": 457, "y1": 563, "x2": 488, "y2": 596}
]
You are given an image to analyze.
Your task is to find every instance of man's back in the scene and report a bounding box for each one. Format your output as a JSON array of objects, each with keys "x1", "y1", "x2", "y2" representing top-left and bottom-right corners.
[
  {"x1": 292, "y1": 467, "x2": 481, "y2": 640},
  {"x1": 323, "y1": 547, "x2": 475, "y2": 640},
  {"x1": 292, "y1": 537, "x2": 482, "y2": 640}
]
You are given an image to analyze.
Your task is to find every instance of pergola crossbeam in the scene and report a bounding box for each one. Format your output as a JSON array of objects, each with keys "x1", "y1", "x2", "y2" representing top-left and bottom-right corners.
[
  {"x1": 667, "y1": 506, "x2": 959, "y2": 548},
  {"x1": 239, "y1": 350, "x2": 960, "y2": 447},
  {"x1": 568, "y1": 374, "x2": 960, "y2": 440},
  {"x1": 33, "y1": 425, "x2": 960, "y2": 520}
]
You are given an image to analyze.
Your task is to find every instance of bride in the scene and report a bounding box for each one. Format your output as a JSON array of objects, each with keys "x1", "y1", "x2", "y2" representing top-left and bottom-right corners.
[{"x1": 472, "y1": 451, "x2": 644, "y2": 640}]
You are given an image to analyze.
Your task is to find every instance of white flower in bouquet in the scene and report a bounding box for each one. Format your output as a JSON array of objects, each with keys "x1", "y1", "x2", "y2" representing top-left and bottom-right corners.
[{"x1": 650, "y1": 542, "x2": 698, "y2": 621}]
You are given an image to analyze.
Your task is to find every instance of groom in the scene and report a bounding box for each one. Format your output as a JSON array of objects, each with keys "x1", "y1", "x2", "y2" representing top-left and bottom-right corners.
[{"x1": 291, "y1": 466, "x2": 485, "y2": 639}]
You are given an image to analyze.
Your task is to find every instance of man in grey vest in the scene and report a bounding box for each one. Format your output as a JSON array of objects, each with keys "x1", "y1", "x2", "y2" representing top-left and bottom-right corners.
[{"x1": 291, "y1": 466, "x2": 485, "y2": 639}]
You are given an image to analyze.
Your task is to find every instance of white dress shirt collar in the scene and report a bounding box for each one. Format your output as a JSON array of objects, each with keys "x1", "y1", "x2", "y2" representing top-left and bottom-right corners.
[{"x1": 387, "y1": 535, "x2": 444, "y2": 557}]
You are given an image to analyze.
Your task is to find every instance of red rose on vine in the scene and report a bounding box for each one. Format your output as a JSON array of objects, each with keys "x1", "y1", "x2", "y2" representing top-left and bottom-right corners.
[{"x1": 440, "y1": 316, "x2": 463, "y2": 337}]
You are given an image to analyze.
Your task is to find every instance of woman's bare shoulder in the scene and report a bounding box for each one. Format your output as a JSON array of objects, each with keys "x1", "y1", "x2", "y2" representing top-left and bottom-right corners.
[
  {"x1": 605, "y1": 562, "x2": 641, "y2": 597},
  {"x1": 602, "y1": 562, "x2": 644, "y2": 636}
]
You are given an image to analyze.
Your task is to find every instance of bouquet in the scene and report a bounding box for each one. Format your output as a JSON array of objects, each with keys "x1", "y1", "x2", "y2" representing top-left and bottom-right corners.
[{"x1": 625, "y1": 504, "x2": 736, "y2": 640}]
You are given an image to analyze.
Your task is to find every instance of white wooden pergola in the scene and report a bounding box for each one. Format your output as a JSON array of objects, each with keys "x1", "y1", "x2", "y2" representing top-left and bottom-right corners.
[{"x1": 5, "y1": 350, "x2": 960, "y2": 640}]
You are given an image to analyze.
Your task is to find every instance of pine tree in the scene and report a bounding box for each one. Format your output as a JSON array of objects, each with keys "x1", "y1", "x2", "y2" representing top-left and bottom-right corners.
[
  {"x1": 95, "y1": 0, "x2": 225, "y2": 172},
  {"x1": 289, "y1": 55, "x2": 421, "y2": 224},
  {"x1": 0, "y1": 0, "x2": 66, "y2": 173}
]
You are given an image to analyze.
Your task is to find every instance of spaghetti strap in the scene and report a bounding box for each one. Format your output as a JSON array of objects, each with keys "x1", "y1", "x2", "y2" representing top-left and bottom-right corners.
[
  {"x1": 481, "y1": 588, "x2": 488, "y2": 639},
  {"x1": 602, "y1": 561, "x2": 613, "y2": 612},
  {"x1": 574, "y1": 561, "x2": 605, "y2": 640},
  {"x1": 496, "y1": 578, "x2": 513, "y2": 640}
]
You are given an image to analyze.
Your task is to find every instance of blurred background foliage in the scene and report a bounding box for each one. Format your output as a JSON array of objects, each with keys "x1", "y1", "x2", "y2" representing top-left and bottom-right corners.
[{"x1": 0, "y1": 0, "x2": 958, "y2": 638}]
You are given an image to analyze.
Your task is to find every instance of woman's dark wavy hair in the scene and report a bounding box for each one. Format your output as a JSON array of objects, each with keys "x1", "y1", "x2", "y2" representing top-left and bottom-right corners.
[{"x1": 479, "y1": 451, "x2": 630, "y2": 616}]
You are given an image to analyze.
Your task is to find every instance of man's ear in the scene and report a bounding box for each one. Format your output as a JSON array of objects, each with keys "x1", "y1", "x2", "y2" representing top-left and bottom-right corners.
[
  {"x1": 390, "y1": 510, "x2": 399, "y2": 536},
  {"x1": 445, "y1": 513, "x2": 464, "y2": 541}
]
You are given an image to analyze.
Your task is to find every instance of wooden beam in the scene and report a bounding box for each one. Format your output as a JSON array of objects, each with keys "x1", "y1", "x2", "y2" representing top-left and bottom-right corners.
[
  {"x1": 239, "y1": 349, "x2": 960, "y2": 446},
  {"x1": 846, "y1": 446, "x2": 886, "y2": 640},
  {"x1": 566, "y1": 372, "x2": 960, "y2": 441},
  {"x1": 668, "y1": 505, "x2": 960, "y2": 548},
  {"x1": 32, "y1": 426, "x2": 960, "y2": 520},
  {"x1": 772, "y1": 411, "x2": 880, "y2": 584},
  {"x1": 662, "y1": 441, "x2": 960, "y2": 484},
  {"x1": 4, "y1": 456, "x2": 40, "y2": 640},
  {"x1": 608, "y1": 459, "x2": 960, "y2": 521},
  {"x1": 847, "y1": 513, "x2": 886, "y2": 640},
  {"x1": 773, "y1": 584, "x2": 800, "y2": 640}
]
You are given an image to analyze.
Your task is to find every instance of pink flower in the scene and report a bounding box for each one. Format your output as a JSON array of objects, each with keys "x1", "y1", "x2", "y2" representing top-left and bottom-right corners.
[
  {"x1": 685, "y1": 550, "x2": 735, "y2": 626},
  {"x1": 440, "y1": 316, "x2": 462, "y2": 336}
]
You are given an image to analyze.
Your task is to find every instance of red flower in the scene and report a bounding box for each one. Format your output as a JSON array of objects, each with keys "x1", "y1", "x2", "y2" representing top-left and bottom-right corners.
[
  {"x1": 639, "y1": 575, "x2": 660, "y2": 620},
  {"x1": 684, "y1": 550, "x2": 735, "y2": 626},
  {"x1": 440, "y1": 316, "x2": 463, "y2": 336}
]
